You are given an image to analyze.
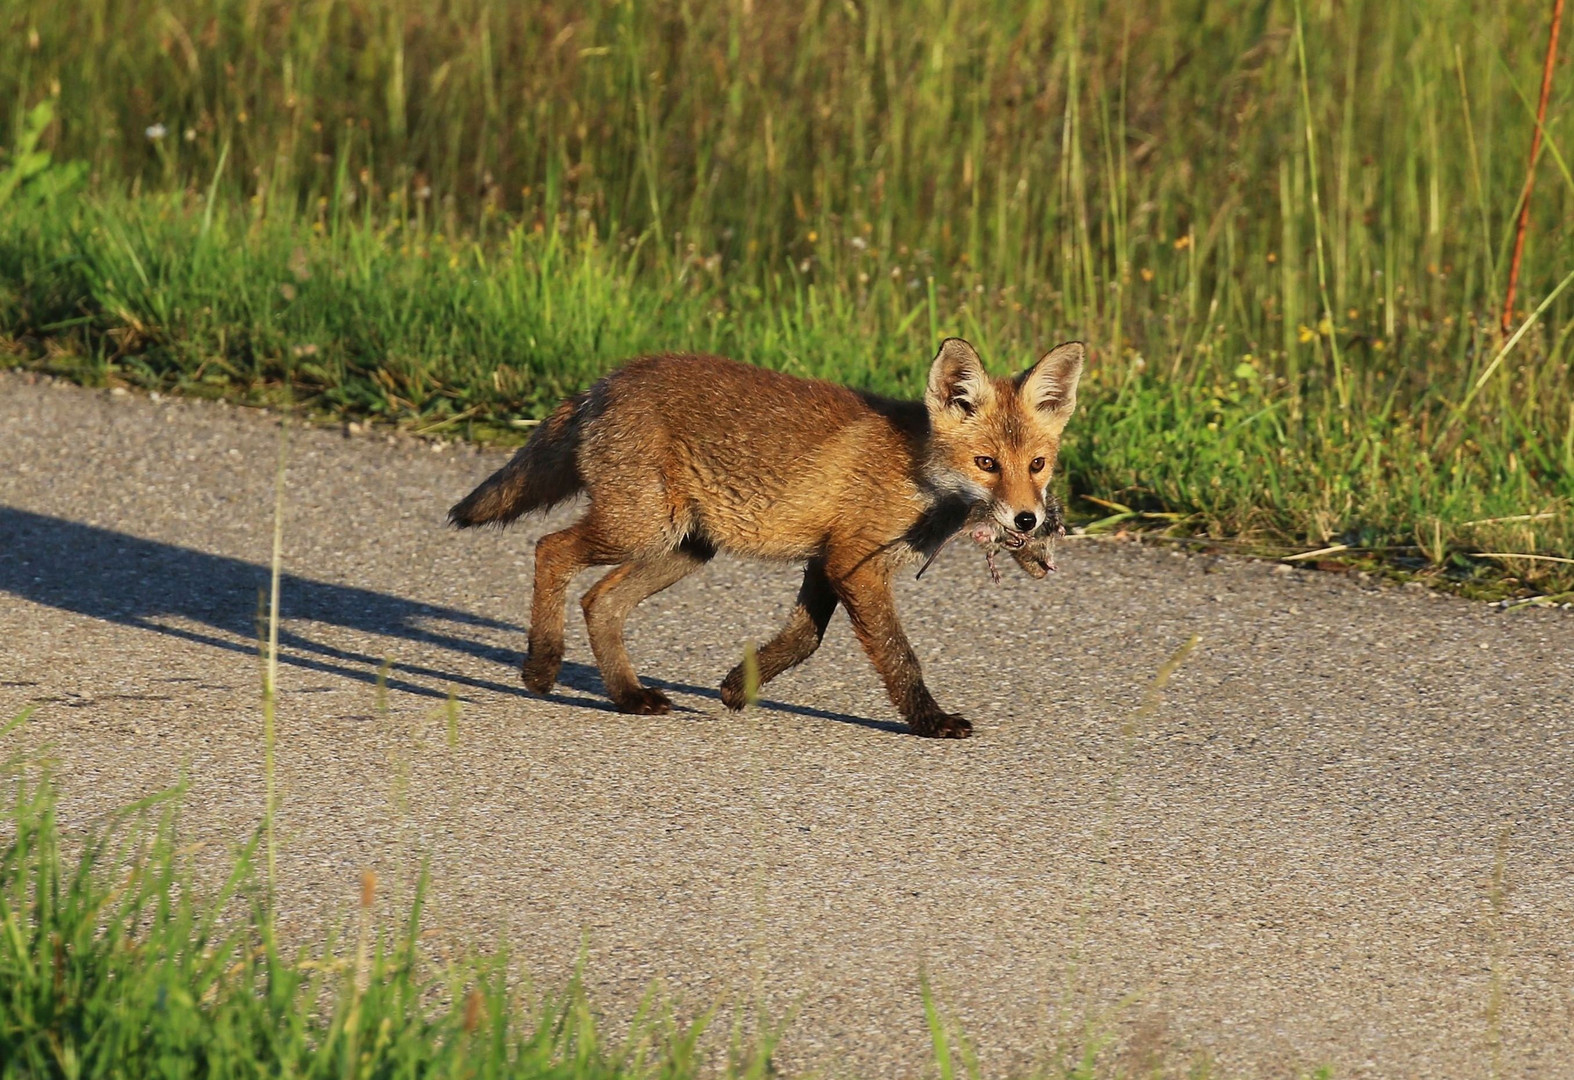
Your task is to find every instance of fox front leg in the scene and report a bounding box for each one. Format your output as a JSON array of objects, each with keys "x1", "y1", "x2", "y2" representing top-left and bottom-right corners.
[{"x1": 829, "y1": 560, "x2": 971, "y2": 739}]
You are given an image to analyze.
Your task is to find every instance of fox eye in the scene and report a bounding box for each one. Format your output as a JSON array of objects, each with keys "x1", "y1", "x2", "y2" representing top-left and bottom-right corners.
[
  {"x1": 974, "y1": 456, "x2": 999, "y2": 473},
  {"x1": 1030, "y1": 456, "x2": 1046, "y2": 474}
]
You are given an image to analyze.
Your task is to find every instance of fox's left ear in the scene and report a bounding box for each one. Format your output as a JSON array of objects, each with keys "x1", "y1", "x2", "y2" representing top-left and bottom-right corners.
[{"x1": 1017, "y1": 341, "x2": 1084, "y2": 425}]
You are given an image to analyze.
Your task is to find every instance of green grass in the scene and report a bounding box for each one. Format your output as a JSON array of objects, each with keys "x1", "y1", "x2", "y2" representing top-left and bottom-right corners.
[
  {"x1": 0, "y1": 713, "x2": 763, "y2": 1080},
  {"x1": 1, "y1": 0, "x2": 1572, "y2": 597}
]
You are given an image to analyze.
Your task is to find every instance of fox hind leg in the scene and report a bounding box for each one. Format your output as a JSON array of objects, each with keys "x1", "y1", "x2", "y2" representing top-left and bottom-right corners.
[
  {"x1": 522, "y1": 517, "x2": 627, "y2": 694},
  {"x1": 582, "y1": 546, "x2": 711, "y2": 714},
  {"x1": 720, "y1": 558, "x2": 839, "y2": 710}
]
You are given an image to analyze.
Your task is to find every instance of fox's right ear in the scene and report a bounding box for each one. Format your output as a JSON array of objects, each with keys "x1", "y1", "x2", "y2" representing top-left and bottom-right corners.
[{"x1": 926, "y1": 338, "x2": 993, "y2": 421}]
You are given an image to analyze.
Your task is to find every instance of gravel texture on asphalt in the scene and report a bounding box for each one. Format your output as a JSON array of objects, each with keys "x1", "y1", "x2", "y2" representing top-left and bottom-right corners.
[{"x1": 3, "y1": 372, "x2": 1573, "y2": 1078}]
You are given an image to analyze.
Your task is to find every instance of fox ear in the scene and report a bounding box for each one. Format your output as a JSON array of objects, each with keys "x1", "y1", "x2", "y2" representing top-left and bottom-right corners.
[
  {"x1": 926, "y1": 338, "x2": 993, "y2": 420},
  {"x1": 1018, "y1": 341, "x2": 1084, "y2": 424}
]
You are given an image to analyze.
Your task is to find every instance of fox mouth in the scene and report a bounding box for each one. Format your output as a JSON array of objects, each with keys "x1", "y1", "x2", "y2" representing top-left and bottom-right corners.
[
  {"x1": 966, "y1": 524, "x2": 1031, "y2": 549},
  {"x1": 923, "y1": 514, "x2": 1060, "y2": 584}
]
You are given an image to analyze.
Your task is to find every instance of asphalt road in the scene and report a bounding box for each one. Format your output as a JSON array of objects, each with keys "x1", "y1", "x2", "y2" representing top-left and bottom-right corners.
[{"x1": 3, "y1": 372, "x2": 1573, "y2": 1078}]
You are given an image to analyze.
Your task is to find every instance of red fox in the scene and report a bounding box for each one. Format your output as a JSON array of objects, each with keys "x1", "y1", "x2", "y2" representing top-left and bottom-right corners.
[{"x1": 449, "y1": 338, "x2": 1083, "y2": 738}]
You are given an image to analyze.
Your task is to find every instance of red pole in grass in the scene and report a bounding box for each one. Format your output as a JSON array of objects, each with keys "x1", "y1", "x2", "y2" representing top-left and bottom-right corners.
[{"x1": 1501, "y1": 0, "x2": 1565, "y2": 335}]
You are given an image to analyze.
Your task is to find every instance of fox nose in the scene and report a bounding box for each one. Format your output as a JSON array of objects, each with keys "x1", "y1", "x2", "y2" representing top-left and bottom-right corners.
[{"x1": 1013, "y1": 510, "x2": 1038, "y2": 533}]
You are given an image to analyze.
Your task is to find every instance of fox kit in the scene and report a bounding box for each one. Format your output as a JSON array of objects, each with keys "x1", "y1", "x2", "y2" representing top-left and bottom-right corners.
[{"x1": 449, "y1": 338, "x2": 1084, "y2": 738}]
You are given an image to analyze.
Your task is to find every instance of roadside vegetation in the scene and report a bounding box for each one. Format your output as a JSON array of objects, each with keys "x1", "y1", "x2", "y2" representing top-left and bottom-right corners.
[
  {"x1": 0, "y1": 711, "x2": 771, "y2": 1080},
  {"x1": 1, "y1": 0, "x2": 1570, "y2": 600}
]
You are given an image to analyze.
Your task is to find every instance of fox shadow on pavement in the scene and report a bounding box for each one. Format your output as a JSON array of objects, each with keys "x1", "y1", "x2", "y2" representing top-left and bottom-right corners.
[{"x1": 0, "y1": 507, "x2": 903, "y2": 734}]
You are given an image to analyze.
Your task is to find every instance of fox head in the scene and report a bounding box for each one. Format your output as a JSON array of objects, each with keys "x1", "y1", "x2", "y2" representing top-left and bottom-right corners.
[{"x1": 923, "y1": 337, "x2": 1085, "y2": 540}]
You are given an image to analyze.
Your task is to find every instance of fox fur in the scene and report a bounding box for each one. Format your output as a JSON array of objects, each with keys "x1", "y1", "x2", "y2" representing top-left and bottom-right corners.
[{"x1": 449, "y1": 338, "x2": 1084, "y2": 738}]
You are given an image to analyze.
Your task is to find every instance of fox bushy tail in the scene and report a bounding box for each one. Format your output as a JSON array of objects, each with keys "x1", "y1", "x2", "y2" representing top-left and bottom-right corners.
[{"x1": 448, "y1": 393, "x2": 587, "y2": 527}]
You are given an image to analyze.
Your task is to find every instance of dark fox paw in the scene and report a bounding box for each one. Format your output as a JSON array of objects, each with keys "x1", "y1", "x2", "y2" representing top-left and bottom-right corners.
[
  {"x1": 520, "y1": 650, "x2": 563, "y2": 695},
  {"x1": 718, "y1": 667, "x2": 750, "y2": 711},
  {"x1": 612, "y1": 687, "x2": 672, "y2": 715},
  {"x1": 910, "y1": 711, "x2": 973, "y2": 739}
]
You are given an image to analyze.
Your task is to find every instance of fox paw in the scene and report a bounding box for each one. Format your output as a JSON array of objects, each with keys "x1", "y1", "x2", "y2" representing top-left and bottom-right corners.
[
  {"x1": 612, "y1": 687, "x2": 672, "y2": 715},
  {"x1": 520, "y1": 650, "x2": 563, "y2": 695},
  {"x1": 719, "y1": 668, "x2": 750, "y2": 711},
  {"x1": 911, "y1": 711, "x2": 973, "y2": 739}
]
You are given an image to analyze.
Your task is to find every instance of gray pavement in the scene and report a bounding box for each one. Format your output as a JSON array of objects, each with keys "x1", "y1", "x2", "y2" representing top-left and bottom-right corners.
[{"x1": 2, "y1": 372, "x2": 1573, "y2": 1078}]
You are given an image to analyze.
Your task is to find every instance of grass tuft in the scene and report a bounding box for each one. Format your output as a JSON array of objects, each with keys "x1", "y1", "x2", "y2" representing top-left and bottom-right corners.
[{"x1": 0, "y1": 722, "x2": 738, "y2": 1080}]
